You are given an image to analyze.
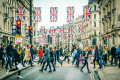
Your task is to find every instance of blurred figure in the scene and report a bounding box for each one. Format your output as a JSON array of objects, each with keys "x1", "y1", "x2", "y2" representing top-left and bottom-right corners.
[
  {"x1": 72, "y1": 46, "x2": 77, "y2": 65},
  {"x1": 103, "y1": 47, "x2": 108, "y2": 64},
  {"x1": 116, "y1": 44, "x2": 120, "y2": 68},
  {"x1": 33, "y1": 46, "x2": 37, "y2": 62},
  {"x1": 38, "y1": 46, "x2": 43, "y2": 65},
  {"x1": 111, "y1": 45, "x2": 117, "y2": 65}
]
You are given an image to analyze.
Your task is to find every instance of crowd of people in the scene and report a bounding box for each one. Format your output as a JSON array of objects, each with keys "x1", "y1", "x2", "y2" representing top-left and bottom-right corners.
[{"x1": 0, "y1": 41, "x2": 120, "y2": 79}]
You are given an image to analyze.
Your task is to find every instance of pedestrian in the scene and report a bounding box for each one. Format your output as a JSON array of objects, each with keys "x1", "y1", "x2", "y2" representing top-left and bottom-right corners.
[
  {"x1": 72, "y1": 46, "x2": 77, "y2": 65},
  {"x1": 6, "y1": 44, "x2": 22, "y2": 79},
  {"x1": 98, "y1": 44, "x2": 105, "y2": 69},
  {"x1": 76, "y1": 46, "x2": 82, "y2": 67},
  {"x1": 0, "y1": 43, "x2": 5, "y2": 68},
  {"x1": 111, "y1": 45, "x2": 117, "y2": 65},
  {"x1": 60, "y1": 47, "x2": 63, "y2": 57},
  {"x1": 103, "y1": 47, "x2": 108, "y2": 64},
  {"x1": 20, "y1": 46, "x2": 25, "y2": 67},
  {"x1": 33, "y1": 46, "x2": 37, "y2": 62},
  {"x1": 116, "y1": 44, "x2": 120, "y2": 68},
  {"x1": 38, "y1": 46, "x2": 43, "y2": 65},
  {"x1": 80, "y1": 47, "x2": 91, "y2": 73},
  {"x1": 56, "y1": 46, "x2": 63, "y2": 66},
  {"x1": 39, "y1": 44, "x2": 52, "y2": 72},
  {"x1": 6, "y1": 41, "x2": 14, "y2": 69},
  {"x1": 93, "y1": 46, "x2": 100, "y2": 68},
  {"x1": 62, "y1": 45, "x2": 70, "y2": 64},
  {"x1": 30, "y1": 45, "x2": 34, "y2": 62},
  {"x1": 44, "y1": 47, "x2": 56, "y2": 71}
]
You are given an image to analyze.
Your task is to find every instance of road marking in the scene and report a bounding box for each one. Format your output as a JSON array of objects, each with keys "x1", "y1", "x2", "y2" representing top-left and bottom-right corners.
[{"x1": 90, "y1": 70, "x2": 95, "y2": 80}]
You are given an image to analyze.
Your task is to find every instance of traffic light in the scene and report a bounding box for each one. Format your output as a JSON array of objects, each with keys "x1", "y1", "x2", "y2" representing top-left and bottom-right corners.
[
  {"x1": 29, "y1": 26, "x2": 32, "y2": 34},
  {"x1": 16, "y1": 20, "x2": 21, "y2": 35},
  {"x1": 12, "y1": 25, "x2": 17, "y2": 34},
  {"x1": 26, "y1": 29, "x2": 29, "y2": 37}
]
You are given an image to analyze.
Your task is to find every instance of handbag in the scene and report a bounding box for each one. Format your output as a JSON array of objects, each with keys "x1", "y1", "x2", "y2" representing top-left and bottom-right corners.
[
  {"x1": 17, "y1": 63, "x2": 23, "y2": 70},
  {"x1": 81, "y1": 56, "x2": 85, "y2": 61}
]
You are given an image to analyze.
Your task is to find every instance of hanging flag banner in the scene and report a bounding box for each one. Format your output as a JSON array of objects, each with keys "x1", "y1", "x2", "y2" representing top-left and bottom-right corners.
[
  {"x1": 50, "y1": 26, "x2": 55, "y2": 36},
  {"x1": 17, "y1": 7, "x2": 25, "y2": 22},
  {"x1": 33, "y1": 7, "x2": 42, "y2": 22},
  {"x1": 67, "y1": 6, "x2": 75, "y2": 22},
  {"x1": 70, "y1": 34, "x2": 73, "y2": 40},
  {"x1": 63, "y1": 33, "x2": 66, "y2": 40},
  {"x1": 55, "y1": 34, "x2": 59, "y2": 43},
  {"x1": 60, "y1": 26, "x2": 64, "y2": 35},
  {"x1": 50, "y1": 7, "x2": 58, "y2": 22},
  {"x1": 79, "y1": 25, "x2": 84, "y2": 35},
  {"x1": 40, "y1": 26, "x2": 45, "y2": 36},
  {"x1": 83, "y1": 5, "x2": 91, "y2": 21},
  {"x1": 16, "y1": 35, "x2": 23, "y2": 43},
  {"x1": 69, "y1": 26, "x2": 74, "y2": 35}
]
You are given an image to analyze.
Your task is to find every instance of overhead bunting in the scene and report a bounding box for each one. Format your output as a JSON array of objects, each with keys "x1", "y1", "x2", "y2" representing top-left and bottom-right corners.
[
  {"x1": 67, "y1": 6, "x2": 75, "y2": 22},
  {"x1": 50, "y1": 7, "x2": 58, "y2": 22},
  {"x1": 60, "y1": 26, "x2": 64, "y2": 35},
  {"x1": 50, "y1": 26, "x2": 55, "y2": 36},
  {"x1": 83, "y1": 5, "x2": 91, "y2": 21},
  {"x1": 69, "y1": 26, "x2": 74, "y2": 35},
  {"x1": 33, "y1": 7, "x2": 42, "y2": 22},
  {"x1": 79, "y1": 25, "x2": 84, "y2": 35},
  {"x1": 40, "y1": 26, "x2": 45, "y2": 36},
  {"x1": 17, "y1": 7, "x2": 25, "y2": 22}
]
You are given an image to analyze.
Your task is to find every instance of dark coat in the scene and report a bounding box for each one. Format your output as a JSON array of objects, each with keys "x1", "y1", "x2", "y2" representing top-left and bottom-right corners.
[
  {"x1": 6, "y1": 45, "x2": 14, "y2": 56},
  {"x1": 94, "y1": 49, "x2": 99, "y2": 58},
  {"x1": 30, "y1": 48, "x2": 34, "y2": 56},
  {"x1": 76, "y1": 48, "x2": 82, "y2": 57},
  {"x1": 56, "y1": 49, "x2": 60, "y2": 59},
  {"x1": 43, "y1": 48, "x2": 50, "y2": 62},
  {"x1": 50, "y1": 50, "x2": 54, "y2": 61},
  {"x1": 99, "y1": 46, "x2": 103, "y2": 56},
  {"x1": 0, "y1": 46, "x2": 4, "y2": 57},
  {"x1": 14, "y1": 49, "x2": 20, "y2": 63},
  {"x1": 111, "y1": 47, "x2": 116, "y2": 56}
]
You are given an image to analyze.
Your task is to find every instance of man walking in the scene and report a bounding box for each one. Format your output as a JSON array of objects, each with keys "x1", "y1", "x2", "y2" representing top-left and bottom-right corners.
[
  {"x1": 76, "y1": 46, "x2": 82, "y2": 67},
  {"x1": 6, "y1": 41, "x2": 14, "y2": 69},
  {"x1": 39, "y1": 44, "x2": 52, "y2": 72},
  {"x1": 111, "y1": 45, "x2": 117, "y2": 65}
]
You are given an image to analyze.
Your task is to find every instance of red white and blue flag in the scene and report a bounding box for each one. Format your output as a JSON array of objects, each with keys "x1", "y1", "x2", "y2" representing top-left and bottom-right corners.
[
  {"x1": 50, "y1": 26, "x2": 55, "y2": 36},
  {"x1": 69, "y1": 26, "x2": 74, "y2": 35},
  {"x1": 50, "y1": 7, "x2": 58, "y2": 22},
  {"x1": 40, "y1": 26, "x2": 45, "y2": 35},
  {"x1": 79, "y1": 25, "x2": 84, "y2": 35},
  {"x1": 63, "y1": 33, "x2": 66, "y2": 40},
  {"x1": 60, "y1": 26, "x2": 64, "y2": 35},
  {"x1": 33, "y1": 7, "x2": 42, "y2": 22},
  {"x1": 39, "y1": 38, "x2": 42, "y2": 43},
  {"x1": 42, "y1": 34, "x2": 46, "y2": 40},
  {"x1": 83, "y1": 5, "x2": 91, "y2": 21},
  {"x1": 17, "y1": 7, "x2": 25, "y2": 22},
  {"x1": 67, "y1": 6, "x2": 75, "y2": 22},
  {"x1": 55, "y1": 34, "x2": 59, "y2": 43}
]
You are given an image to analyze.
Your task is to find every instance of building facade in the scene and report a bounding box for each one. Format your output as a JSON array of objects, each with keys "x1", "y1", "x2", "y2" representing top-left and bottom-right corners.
[{"x1": 0, "y1": 0, "x2": 38, "y2": 46}]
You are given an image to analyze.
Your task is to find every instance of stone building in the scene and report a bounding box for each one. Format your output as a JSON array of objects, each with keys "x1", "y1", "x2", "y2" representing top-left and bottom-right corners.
[
  {"x1": 0, "y1": 0, "x2": 38, "y2": 46},
  {"x1": 98, "y1": 0, "x2": 120, "y2": 49}
]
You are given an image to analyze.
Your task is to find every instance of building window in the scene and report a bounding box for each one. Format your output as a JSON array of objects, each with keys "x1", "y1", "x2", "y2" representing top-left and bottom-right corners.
[
  {"x1": 94, "y1": 22, "x2": 96, "y2": 27},
  {"x1": 94, "y1": 30, "x2": 96, "y2": 35},
  {"x1": 94, "y1": 14, "x2": 96, "y2": 19},
  {"x1": 94, "y1": 5, "x2": 96, "y2": 11},
  {"x1": 34, "y1": 30, "x2": 36, "y2": 36}
]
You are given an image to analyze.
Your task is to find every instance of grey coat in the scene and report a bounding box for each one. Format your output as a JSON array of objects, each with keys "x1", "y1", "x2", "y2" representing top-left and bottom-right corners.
[{"x1": 43, "y1": 48, "x2": 50, "y2": 62}]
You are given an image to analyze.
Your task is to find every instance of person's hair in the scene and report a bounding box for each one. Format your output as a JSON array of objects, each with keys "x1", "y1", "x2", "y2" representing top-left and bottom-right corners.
[
  {"x1": 1, "y1": 43, "x2": 4, "y2": 46},
  {"x1": 95, "y1": 45, "x2": 98, "y2": 50},
  {"x1": 50, "y1": 47, "x2": 52, "y2": 51},
  {"x1": 65, "y1": 45, "x2": 67, "y2": 48},
  {"x1": 45, "y1": 44, "x2": 48, "y2": 48},
  {"x1": 15, "y1": 44, "x2": 19, "y2": 49}
]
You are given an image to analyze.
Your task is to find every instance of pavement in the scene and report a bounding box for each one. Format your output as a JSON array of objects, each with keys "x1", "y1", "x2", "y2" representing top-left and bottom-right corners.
[{"x1": 0, "y1": 57, "x2": 100, "y2": 80}]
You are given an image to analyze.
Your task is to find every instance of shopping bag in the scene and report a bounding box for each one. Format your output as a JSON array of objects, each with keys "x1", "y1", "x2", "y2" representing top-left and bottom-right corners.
[{"x1": 17, "y1": 63, "x2": 23, "y2": 70}]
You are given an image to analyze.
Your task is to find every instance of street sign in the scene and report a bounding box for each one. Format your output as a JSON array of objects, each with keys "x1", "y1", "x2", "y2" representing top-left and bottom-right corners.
[
  {"x1": 16, "y1": 35, "x2": 23, "y2": 43},
  {"x1": 104, "y1": 34, "x2": 109, "y2": 39}
]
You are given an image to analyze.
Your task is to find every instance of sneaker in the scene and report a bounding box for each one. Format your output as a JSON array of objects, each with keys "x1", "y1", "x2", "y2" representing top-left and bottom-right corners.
[
  {"x1": 53, "y1": 69, "x2": 56, "y2": 71},
  {"x1": 44, "y1": 69, "x2": 47, "y2": 71},
  {"x1": 39, "y1": 70, "x2": 43, "y2": 72},
  {"x1": 6, "y1": 70, "x2": 9, "y2": 74},
  {"x1": 17, "y1": 75, "x2": 23, "y2": 79},
  {"x1": 88, "y1": 71, "x2": 91, "y2": 73},
  {"x1": 80, "y1": 69, "x2": 83, "y2": 72},
  {"x1": 48, "y1": 71, "x2": 52, "y2": 73}
]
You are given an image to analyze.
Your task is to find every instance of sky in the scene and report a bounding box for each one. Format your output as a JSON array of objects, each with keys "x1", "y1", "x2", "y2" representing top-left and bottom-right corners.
[{"x1": 33, "y1": 0, "x2": 88, "y2": 29}]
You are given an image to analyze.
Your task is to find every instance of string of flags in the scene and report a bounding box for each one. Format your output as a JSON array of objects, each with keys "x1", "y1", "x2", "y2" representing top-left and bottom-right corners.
[{"x1": 17, "y1": 5, "x2": 91, "y2": 22}]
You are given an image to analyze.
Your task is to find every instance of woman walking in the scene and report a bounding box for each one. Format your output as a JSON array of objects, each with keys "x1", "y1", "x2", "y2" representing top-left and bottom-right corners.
[
  {"x1": 6, "y1": 44, "x2": 22, "y2": 78},
  {"x1": 38, "y1": 46, "x2": 43, "y2": 65},
  {"x1": 80, "y1": 47, "x2": 91, "y2": 73},
  {"x1": 103, "y1": 47, "x2": 108, "y2": 64}
]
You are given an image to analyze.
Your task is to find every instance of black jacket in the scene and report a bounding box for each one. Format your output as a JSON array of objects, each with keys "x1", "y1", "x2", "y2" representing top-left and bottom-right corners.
[
  {"x1": 14, "y1": 49, "x2": 20, "y2": 63},
  {"x1": 111, "y1": 47, "x2": 116, "y2": 56},
  {"x1": 94, "y1": 49, "x2": 99, "y2": 58},
  {"x1": 0, "y1": 46, "x2": 4, "y2": 57},
  {"x1": 30, "y1": 48, "x2": 34, "y2": 56},
  {"x1": 6, "y1": 45, "x2": 14, "y2": 56}
]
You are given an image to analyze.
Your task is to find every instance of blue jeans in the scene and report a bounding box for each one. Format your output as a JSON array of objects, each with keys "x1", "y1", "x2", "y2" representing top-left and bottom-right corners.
[
  {"x1": 99, "y1": 56, "x2": 105, "y2": 68},
  {"x1": 72, "y1": 56, "x2": 76, "y2": 65},
  {"x1": 6, "y1": 55, "x2": 12, "y2": 69},
  {"x1": 32, "y1": 54, "x2": 37, "y2": 62},
  {"x1": 2, "y1": 55, "x2": 6, "y2": 65},
  {"x1": 111, "y1": 55, "x2": 117, "y2": 65}
]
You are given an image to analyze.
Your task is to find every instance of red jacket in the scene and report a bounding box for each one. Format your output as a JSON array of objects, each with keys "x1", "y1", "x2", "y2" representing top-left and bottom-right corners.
[{"x1": 39, "y1": 49, "x2": 43, "y2": 58}]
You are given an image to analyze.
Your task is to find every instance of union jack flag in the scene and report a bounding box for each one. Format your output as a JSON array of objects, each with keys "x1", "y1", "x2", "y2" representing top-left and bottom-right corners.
[
  {"x1": 17, "y1": 7, "x2": 25, "y2": 22},
  {"x1": 60, "y1": 26, "x2": 64, "y2": 35},
  {"x1": 79, "y1": 25, "x2": 84, "y2": 35},
  {"x1": 40, "y1": 26, "x2": 45, "y2": 35},
  {"x1": 50, "y1": 7, "x2": 58, "y2": 22},
  {"x1": 55, "y1": 34, "x2": 59, "y2": 43},
  {"x1": 44, "y1": 37, "x2": 47, "y2": 44},
  {"x1": 39, "y1": 38, "x2": 42, "y2": 43},
  {"x1": 42, "y1": 34, "x2": 46, "y2": 40},
  {"x1": 33, "y1": 7, "x2": 42, "y2": 22},
  {"x1": 67, "y1": 6, "x2": 75, "y2": 22},
  {"x1": 69, "y1": 26, "x2": 74, "y2": 35},
  {"x1": 50, "y1": 26, "x2": 55, "y2": 36},
  {"x1": 83, "y1": 5, "x2": 91, "y2": 21},
  {"x1": 63, "y1": 33, "x2": 66, "y2": 40}
]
